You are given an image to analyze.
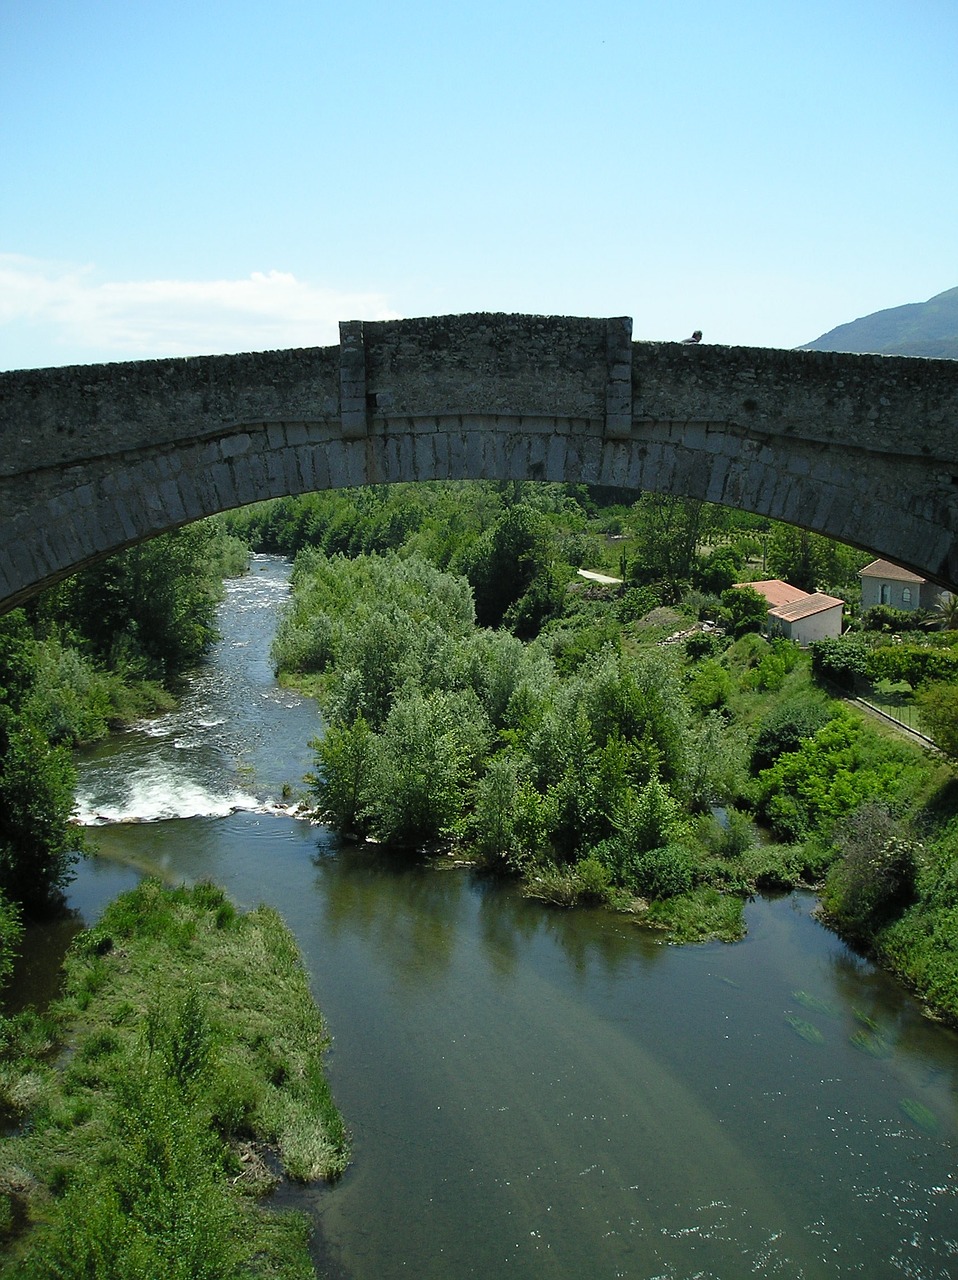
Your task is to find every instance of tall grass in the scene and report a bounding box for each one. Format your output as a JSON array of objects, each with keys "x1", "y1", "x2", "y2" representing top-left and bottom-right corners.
[{"x1": 0, "y1": 880, "x2": 347, "y2": 1278}]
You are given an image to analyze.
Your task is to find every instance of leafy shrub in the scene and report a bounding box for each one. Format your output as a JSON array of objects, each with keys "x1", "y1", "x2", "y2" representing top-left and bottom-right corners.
[
  {"x1": 820, "y1": 802, "x2": 919, "y2": 937},
  {"x1": 0, "y1": 892, "x2": 22, "y2": 991},
  {"x1": 686, "y1": 659, "x2": 733, "y2": 713},
  {"x1": 308, "y1": 715, "x2": 375, "y2": 834},
  {"x1": 645, "y1": 885, "x2": 745, "y2": 942},
  {"x1": 755, "y1": 712, "x2": 923, "y2": 840},
  {"x1": 718, "y1": 808, "x2": 756, "y2": 857},
  {"x1": 861, "y1": 604, "x2": 929, "y2": 633},
  {"x1": 684, "y1": 713, "x2": 747, "y2": 811},
  {"x1": 523, "y1": 856, "x2": 612, "y2": 907},
  {"x1": 614, "y1": 585, "x2": 663, "y2": 622},
  {"x1": 628, "y1": 843, "x2": 695, "y2": 899},
  {"x1": 694, "y1": 546, "x2": 742, "y2": 595},
  {"x1": 469, "y1": 755, "x2": 521, "y2": 868},
  {"x1": 544, "y1": 621, "x2": 621, "y2": 676},
  {"x1": 740, "y1": 641, "x2": 799, "y2": 693},
  {"x1": 810, "y1": 636, "x2": 874, "y2": 689},
  {"x1": 720, "y1": 585, "x2": 769, "y2": 637},
  {"x1": 916, "y1": 682, "x2": 958, "y2": 759},
  {"x1": 685, "y1": 631, "x2": 720, "y2": 661},
  {"x1": 751, "y1": 692, "x2": 834, "y2": 772}
]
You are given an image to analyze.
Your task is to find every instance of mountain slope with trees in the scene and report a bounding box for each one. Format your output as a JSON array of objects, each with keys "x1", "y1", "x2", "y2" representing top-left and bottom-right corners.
[{"x1": 801, "y1": 285, "x2": 958, "y2": 358}]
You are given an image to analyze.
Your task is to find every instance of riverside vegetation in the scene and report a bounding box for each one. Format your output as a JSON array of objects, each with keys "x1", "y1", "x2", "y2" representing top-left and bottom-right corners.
[
  {"x1": 0, "y1": 522, "x2": 347, "y2": 1276},
  {"x1": 221, "y1": 482, "x2": 958, "y2": 1024},
  {"x1": 0, "y1": 879, "x2": 347, "y2": 1278}
]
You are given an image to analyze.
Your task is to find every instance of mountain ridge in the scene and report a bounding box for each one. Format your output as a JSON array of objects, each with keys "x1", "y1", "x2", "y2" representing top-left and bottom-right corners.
[{"x1": 802, "y1": 285, "x2": 958, "y2": 359}]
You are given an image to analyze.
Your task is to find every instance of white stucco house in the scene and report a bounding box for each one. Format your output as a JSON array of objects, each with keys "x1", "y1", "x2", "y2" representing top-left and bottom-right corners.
[
  {"x1": 766, "y1": 592, "x2": 845, "y2": 644},
  {"x1": 739, "y1": 579, "x2": 844, "y2": 644},
  {"x1": 859, "y1": 559, "x2": 943, "y2": 612}
]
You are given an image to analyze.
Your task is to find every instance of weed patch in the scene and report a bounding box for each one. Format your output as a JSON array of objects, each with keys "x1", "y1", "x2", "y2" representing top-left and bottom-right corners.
[{"x1": 0, "y1": 880, "x2": 347, "y2": 1278}]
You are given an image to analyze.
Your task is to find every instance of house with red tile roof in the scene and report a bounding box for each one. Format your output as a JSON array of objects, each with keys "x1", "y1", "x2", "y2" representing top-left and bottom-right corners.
[
  {"x1": 737, "y1": 579, "x2": 844, "y2": 644},
  {"x1": 744, "y1": 579, "x2": 809, "y2": 610},
  {"x1": 766, "y1": 591, "x2": 845, "y2": 643}
]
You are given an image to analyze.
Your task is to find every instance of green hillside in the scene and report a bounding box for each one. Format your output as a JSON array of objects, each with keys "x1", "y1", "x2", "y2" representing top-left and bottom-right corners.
[{"x1": 802, "y1": 285, "x2": 958, "y2": 358}]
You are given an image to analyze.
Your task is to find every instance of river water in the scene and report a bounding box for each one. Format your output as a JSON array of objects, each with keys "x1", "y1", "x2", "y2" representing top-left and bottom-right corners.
[{"x1": 25, "y1": 556, "x2": 958, "y2": 1277}]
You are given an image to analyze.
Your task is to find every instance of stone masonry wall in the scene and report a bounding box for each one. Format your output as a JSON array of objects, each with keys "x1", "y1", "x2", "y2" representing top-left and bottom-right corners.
[
  {"x1": 2, "y1": 312, "x2": 958, "y2": 611},
  {"x1": 0, "y1": 346, "x2": 342, "y2": 478},
  {"x1": 362, "y1": 313, "x2": 612, "y2": 417}
]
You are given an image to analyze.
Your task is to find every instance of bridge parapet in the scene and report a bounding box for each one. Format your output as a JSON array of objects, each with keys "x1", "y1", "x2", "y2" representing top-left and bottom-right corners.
[
  {"x1": 1, "y1": 312, "x2": 958, "y2": 613},
  {"x1": 0, "y1": 345, "x2": 342, "y2": 479}
]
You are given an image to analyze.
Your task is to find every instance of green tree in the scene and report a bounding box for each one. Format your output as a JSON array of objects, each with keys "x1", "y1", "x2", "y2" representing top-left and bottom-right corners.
[
  {"x1": 721, "y1": 585, "x2": 769, "y2": 637},
  {"x1": 0, "y1": 708, "x2": 83, "y2": 908},
  {"x1": 0, "y1": 891, "x2": 22, "y2": 990},
  {"x1": 916, "y1": 681, "x2": 958, "y2": 759},
  {"x1": 766, "y1": 525, "x2": 868, "y2": 595},
  {"x1": 0, "y1": 615, "x2": 85, "y2": 909},
  {"x1": 366, "y1": 691, "x2": 475, "y2": 847},
  {"x1": 470, "y1": 755, "x2": 522, "y2": 868},
  {"x1": 694, "y1": 545, "x2": 742, "y2": 595},
  {"x1": 820, "y1": 802, "x2": 918, "y2": 937},
  {"x1": 460, "y1": 503, "x2": 561, "y2": 632},
  {"x1": 308, "y1": 716, "x2": 375, "y2": 834},
  {"x1": 625, "y1": 495, "x2": 707, "y2": 590},
  {"x1": 44, "y1": 524, "x2": 223, "y2": 682}
]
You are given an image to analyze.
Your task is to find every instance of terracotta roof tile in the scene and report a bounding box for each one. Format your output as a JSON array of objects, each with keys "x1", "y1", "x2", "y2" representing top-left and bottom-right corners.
[
  {"x1": 739, "y1": 579, "x2": 809, "y2": 608},
  {"x1": 769, "y1": 593, "x2": 844, "y2": 622}
]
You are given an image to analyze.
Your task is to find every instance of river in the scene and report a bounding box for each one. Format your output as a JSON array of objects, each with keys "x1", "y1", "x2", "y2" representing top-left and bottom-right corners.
[{"x1": 20, "y1": 556, "x2": 958, "y2": 1278}]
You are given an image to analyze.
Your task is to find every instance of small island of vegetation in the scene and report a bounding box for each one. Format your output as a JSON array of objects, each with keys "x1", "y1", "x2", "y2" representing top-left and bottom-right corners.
[{"x1": 0, "y1": 879, "x2": 347, "y2": 1278}]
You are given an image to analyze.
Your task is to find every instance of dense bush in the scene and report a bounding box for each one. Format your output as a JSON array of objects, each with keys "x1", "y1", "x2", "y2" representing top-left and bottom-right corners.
[
  {"x1": 811, "y1": 634, "x2": 958, "y2": 691},
  {"x1": 810, "y1": 636, "x2": 874, "y2": 689},
  {"x1": 720, "y1": 585, "x2": 769, "y2": 637},
  {"x1": 915, "y1": 681, "x2": 958, "y2": 758},
  {"x1": 860, "y1": 604, "x2": 931, "y2": 633},
  {"x1": 686, "y1": 659, "x2": 734, "y2": 713},
  {"x1": 0, "y1": 616, "x2": 86, "y2": 909},
  {"x1": 35, "y1": 524, "x2": 228, "y2": 684},
  {"x1": 819, "y1": 802, "x2": 919, "y2": 938},
  {"x1": 693, "y1": 546, "x2": 742, "y2": 595},
  {"x1": 750, "y1": 692, "x2": 835, "y2": 772},
  {"x1": 755, "y1": 712, "x2": 923, "y2": 841},
  {"x1": 458, "y1": 503, "x2": 566, "y2": 635}
]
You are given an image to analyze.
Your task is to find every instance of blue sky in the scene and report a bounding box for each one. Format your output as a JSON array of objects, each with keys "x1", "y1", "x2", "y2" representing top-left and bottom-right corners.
[{"x1": 2, "y1": 0, "x2": 956, "y2": 369}]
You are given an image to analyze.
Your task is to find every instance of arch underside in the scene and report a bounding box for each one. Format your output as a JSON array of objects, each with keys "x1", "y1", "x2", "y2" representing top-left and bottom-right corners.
[{"x1": 2, "y1": 414, "x2": 956, "y2": 613}]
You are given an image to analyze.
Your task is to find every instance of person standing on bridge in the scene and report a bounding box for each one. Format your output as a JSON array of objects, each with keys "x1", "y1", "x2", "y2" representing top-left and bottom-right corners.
[{"x1": 681, "y1": 329, "x2": 703, "y2": 344}]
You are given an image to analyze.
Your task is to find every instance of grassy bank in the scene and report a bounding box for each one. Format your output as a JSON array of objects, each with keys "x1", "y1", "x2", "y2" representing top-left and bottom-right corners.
[{"x1": 0, "y1": 879, "x2": 348, "y2": 1279}]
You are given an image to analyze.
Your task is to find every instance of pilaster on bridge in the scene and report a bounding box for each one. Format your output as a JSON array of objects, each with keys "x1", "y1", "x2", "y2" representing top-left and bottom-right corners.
[{"x1": 1, "y1": 312, "x2": 958, "y2": 613}]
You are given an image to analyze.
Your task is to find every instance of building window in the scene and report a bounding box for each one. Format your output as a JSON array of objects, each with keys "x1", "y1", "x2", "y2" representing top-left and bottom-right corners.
[
  {"x1": 902, "y1": 588, "x2": 912, "y2": 605},
  {"x1": 880, "y1": 584, "x2": 891, "y2": 605}
]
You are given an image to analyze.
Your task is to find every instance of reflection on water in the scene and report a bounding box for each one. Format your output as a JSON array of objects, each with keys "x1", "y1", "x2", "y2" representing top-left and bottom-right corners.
[{"x1": 17, "y1": 556, "x2": 957, "y2": 1278}]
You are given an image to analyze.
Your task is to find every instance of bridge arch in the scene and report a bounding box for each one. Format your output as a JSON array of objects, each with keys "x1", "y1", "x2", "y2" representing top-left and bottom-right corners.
[{"x1": 2, "y1": 313, "x2": 957, "y2": 612}]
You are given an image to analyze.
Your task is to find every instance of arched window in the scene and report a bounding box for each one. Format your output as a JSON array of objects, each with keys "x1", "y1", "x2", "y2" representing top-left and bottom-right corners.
[
  {"x1": 902, "y1": 587, "x2": 912, "y2": 606},
  {"x1": 880, "y1": 584, "x2": 891, "y2": 605}
]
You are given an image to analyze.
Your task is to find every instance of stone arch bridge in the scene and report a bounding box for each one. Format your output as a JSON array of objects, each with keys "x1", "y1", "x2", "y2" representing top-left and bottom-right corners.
[{"x1": 2, "y1": 312, "x2": 958, "y2": 614}]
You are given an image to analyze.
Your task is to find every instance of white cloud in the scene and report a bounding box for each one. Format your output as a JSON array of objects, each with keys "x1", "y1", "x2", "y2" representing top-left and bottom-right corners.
[{"x1": 0, "y1": 254, "x2": 399, "y2": 364}]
